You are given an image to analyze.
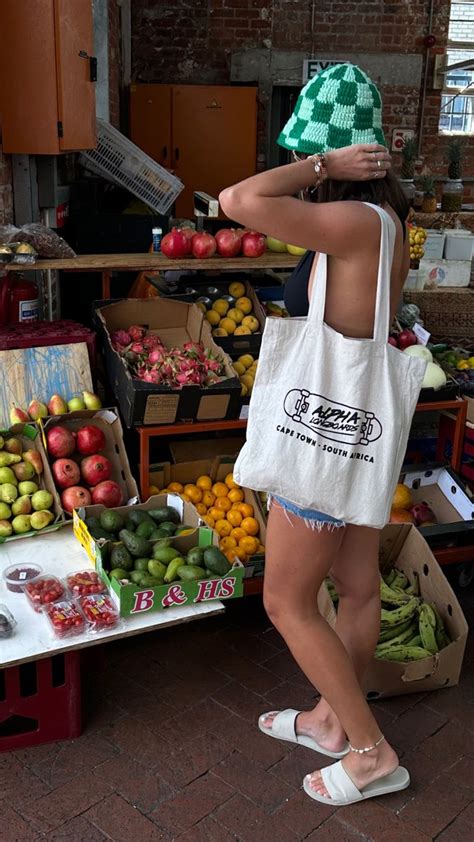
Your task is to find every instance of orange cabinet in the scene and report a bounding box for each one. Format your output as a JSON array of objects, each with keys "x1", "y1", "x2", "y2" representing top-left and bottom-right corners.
[
  {"x1": 130, "y1": 84, "x2": 257, "y2": 218},
  {"x1": 0, "y1": 0, "x2": 96, "y2": 154}
]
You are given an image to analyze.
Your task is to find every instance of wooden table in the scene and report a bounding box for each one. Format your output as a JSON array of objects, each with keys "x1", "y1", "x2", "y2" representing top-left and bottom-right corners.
[{"x1": 7, "y1": 252, "x2": 300, "y2": 299}]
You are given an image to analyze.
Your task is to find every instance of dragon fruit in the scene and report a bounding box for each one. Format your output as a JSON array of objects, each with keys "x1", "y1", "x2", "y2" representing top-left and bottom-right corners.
[
  {"x1": 128, "y1": 325, "x2": 146, "y2": 342},
  {"x1": 111, "y1": 329, "x2": 131, "y2": 349},
  {"x1": 130, "y1": 342, "x2": 146, "y2": 355}
]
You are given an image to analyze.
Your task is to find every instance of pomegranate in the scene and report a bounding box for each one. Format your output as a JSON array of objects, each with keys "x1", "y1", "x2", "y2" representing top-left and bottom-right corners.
[
  {"x1": 161, "y1": 228, "x2": 190, "y2": 259},
  {"x1": 47, "y1": 426, "x2": 76, "y2": 458},
  {"x1": 215, "y1": 228, "x2": 242, "y2": 257},
  {"x1": 398, "y1": 329, "x2": 417, "y2": 351},
  {"x1": 241, "y1": 231, "x2": 266, "y2": 258},
  {"x1": 191, "y1": 232, "x2": 217, "y2": 259},
  {"x1": 91, "y1": 480, "x2": 123, "y2": 508},
  {"x1": 388, "y1": 336, "x2": 399, "y2": 348},
  {"x1": 61, "y1": 486, "x2": 92, "y2": 513},
  {"x1": 76, "y1": 425, "x2": 106, "y2": 456},
  {"x1": 410, "y1": 503, "x2": 437, "y2": 526},
  {"x1": 81, "y1": 454, "x2": 112, "y2": 486},
  {"x1": 178, "y1": 227, "x2": 195, "y2": 254},
  {"x1": 52, "y1": 458, "x2": 81, "y2": 489}
]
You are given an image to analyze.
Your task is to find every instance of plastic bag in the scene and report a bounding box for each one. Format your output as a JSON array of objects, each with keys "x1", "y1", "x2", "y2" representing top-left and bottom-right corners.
[
  {"x1": 0, "y1": 225, "x2": 20, "y2": 245},
  {"x1": 16, "y1": 224, "x2": 76, "y2": 258}
]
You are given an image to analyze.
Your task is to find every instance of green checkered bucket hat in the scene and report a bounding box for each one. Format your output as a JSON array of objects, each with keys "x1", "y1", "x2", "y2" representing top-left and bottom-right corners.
[{"x1": 278, "y1": 63, "x2": 386, "y2": 154}]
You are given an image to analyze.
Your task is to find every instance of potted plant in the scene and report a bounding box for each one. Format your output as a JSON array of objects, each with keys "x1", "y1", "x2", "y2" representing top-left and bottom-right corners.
[{"x1": 442, "y1": 138, "x2": 464, "y2": 212}]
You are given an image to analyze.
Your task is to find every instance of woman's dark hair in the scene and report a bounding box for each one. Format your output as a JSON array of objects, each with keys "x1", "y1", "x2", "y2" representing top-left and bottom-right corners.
[{"x1": 315, "y1": 171, "x2": 409, "y2": 226}]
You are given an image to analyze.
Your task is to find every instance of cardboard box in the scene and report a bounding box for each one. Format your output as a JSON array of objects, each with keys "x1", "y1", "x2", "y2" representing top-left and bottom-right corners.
[
  {"x1": 149, "y1": 457, "x2": 266, "y2": 578},
  {"x1": 324, "y1": 525, "x2": 469, "y2": 698},
  {"x1": 419, "y1": 258, "x2": 471, "y2": 288},
  {"x1": 0, "y1": 423, "x2": 66, "y2": 542},
  {"x1": 400, "y1": 465, "x2": 474, "y2": 542},
  {"x1": 95, "y1": 298, "x2": 242, "y2": 427},
  {"x1": 169, "y1": 436, "x2": 245, "y2": 464},
  {"x1": 73, "y1": 494, "x2": 244, "y2": 616},
  {"x1": 40, "y1": 408, "x2": 139, "y2": 519}
]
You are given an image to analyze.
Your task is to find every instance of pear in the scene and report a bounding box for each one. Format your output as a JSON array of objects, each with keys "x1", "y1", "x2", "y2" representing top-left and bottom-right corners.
[
  {"x1": 31, "y1": 490, "x2": 53, "y2": 511},
  {"x1": 18, "y1": 481, "x2": 38, "y2": 496},
  {"x1": 83, "y1": 390, "x2": 102, "y2": 410},
  {"x1": 12, "y1": 495, "x2": 32, "y2": 516},
  {"x1": 28, "y1": 399, "x2": 49, "y2": 421},
  {"x1": 0, "y1": 502, "x2": 11, "y2": 519},
  {"x1": 23, "y1": 449, "x2": 43, "y2": 475},
  {"x1": 31, "y1": 510, "x2": 55, "y2": 530},
  {"x1": 12, "y1": 514, "x2": 32, "y2": 534},
  {"x1": 47, "y1": 394, "x2": 68, "y2": 415},
  {"x1": 0, "y1": 483, "x2": 18, "y2": 503},
  {"x1": 0, "y1": 467, "x2": 17, "y2": 485},
  {"x1": 0, "y1": 519, "x2": 13, "y2": 538},
  {"x1": 10, "y1": 406, "x2": 30, "y2": 425},
  {"x1": 67, "y1": 396, "x2": 86, "y2": 412},
  {"x1": 0, "y1": 452, "x2": 21, "y2": 467},
  {"x1": 12, "y1": 461, "x2": 35, "y2": 482},
  {"x1": 4, "y1": 437, "x2": 23, "y2": 455}
]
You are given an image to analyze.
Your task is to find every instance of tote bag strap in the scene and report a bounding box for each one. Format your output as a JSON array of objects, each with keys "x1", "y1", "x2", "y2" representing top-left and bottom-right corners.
[{"x1": 307, "y1": 202, "x2": 396, "y2": 343}]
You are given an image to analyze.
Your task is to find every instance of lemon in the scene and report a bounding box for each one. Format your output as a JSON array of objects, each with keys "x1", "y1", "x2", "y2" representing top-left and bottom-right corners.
[
  {"x1": 234, "y1": 326, "x2": 251, "y2": 335},
  {"x1": 240, "y1": 374, "x2": 254, "y2": 390},
  {"x1": 227, "y1": 307, "x2": 244, "y2": 324},
  {"x1": 233, "y1": 361, "x2": 246, "y2": 376},
  {"x1": 242, "y1": 315, "x2": 259, "y2": 332},
  {"x1": 206, "y1": 309, "x2": 221, "y2": 326},
  {"x1": 196, "y1": 302, "x2": 207, "y2": 314},
  {"x1": 220, "y1": 317, "x2": 237, "y2": 334},
  {"x1": 213, "y1": 299, "x2": 230, "y2": 316},
  {"x1": 240, "y1": 383, "x2": 248, "y2": 396},
  {"x1": 229, "y1": 281, "x2": 246, "y2": 298},
  {"x1": 213, "y1": 327, "x2": 228, "y2": 336},
  {"x1": 235, "y1": 296, "x2": 252, "y2": 314},
  {"x1": 238, "y1": 354, "x2": 254, "y2": 369}
]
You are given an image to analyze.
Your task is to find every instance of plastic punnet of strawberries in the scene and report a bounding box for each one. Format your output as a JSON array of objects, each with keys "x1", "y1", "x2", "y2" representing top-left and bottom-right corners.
[{"x1": 110, "y1": 325, "x2": 226, "y2": 389}]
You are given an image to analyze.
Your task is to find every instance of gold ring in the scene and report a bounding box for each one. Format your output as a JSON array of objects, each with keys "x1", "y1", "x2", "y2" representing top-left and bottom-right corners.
[{"x1": 377, "y1": 159, "x2": 381, "y2": 169}]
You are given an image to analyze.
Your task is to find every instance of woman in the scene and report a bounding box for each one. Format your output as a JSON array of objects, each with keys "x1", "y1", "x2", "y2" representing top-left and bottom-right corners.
[{"x1": 219, "y1": 64, "x2": 413, "y2": 806}]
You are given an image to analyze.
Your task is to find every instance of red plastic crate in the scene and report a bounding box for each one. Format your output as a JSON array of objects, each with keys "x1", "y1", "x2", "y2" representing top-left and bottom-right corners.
[
  {"x1": 0, "y1": 652, "x2": 82, "y2": 751},
  {"x1": 0, "y1": 320, "x2": 96, "y2": 370}
]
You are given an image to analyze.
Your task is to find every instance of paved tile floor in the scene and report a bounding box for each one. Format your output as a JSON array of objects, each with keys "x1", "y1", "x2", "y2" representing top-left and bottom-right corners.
[{"x1": 2, "y1": 585, "x2": 474, "y2": 841}]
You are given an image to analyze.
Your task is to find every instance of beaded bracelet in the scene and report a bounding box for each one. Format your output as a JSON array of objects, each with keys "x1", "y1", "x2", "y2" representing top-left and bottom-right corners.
[{"x1": 308, "y1": 153, "x2": 328, "y2": 188}]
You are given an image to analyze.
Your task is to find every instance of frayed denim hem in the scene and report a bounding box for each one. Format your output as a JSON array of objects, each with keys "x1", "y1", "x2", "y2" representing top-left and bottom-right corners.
[{"x1": 268, "y1": 495, "x2": 345, "y2": 532}]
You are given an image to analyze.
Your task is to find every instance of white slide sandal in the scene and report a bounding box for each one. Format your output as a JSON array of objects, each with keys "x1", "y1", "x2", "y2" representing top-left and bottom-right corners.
[
  {"x1": 303, "y1": 759, "x2": 410, "y2": 806},
  {"x1": 258, "y1": 709, "x2": 350, "y2": 759}
]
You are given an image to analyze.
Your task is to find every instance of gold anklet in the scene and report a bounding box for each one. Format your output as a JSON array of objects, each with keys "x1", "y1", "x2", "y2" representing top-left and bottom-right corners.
[{"x1": 349, "y1": 735, "x2": 385, "y2": 754}]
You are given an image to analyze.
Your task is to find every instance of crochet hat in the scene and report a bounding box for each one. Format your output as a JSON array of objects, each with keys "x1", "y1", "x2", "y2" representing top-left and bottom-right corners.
[{"x1": 277, "y1": 63, "x2": 386, "y2": 154}]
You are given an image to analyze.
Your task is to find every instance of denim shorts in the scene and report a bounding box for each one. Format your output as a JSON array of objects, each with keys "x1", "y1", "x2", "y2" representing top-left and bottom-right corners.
[{"x1": 270, "y1": 495, "x2": 345, "y2": 531}]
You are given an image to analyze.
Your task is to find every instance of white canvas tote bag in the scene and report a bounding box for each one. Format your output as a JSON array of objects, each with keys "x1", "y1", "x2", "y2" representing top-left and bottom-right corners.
[{"x1": 234, "y1": 203, "x2": 427, "y2": 528}]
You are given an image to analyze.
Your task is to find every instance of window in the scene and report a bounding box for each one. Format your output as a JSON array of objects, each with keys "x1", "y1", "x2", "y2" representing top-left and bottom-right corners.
[{"x1": 439, "y1": 1, "x2": 474, "y2": 134}]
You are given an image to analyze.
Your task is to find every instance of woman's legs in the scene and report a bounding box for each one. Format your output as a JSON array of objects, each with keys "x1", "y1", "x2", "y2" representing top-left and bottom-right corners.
[{"x1": 262, "y1": 504, "x2": 398, "y2": 797}]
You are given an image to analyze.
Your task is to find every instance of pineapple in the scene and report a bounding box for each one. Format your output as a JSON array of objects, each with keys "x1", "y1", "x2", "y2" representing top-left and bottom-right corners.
[
  {"x1": 420, "y1": 176, "x2": 437, "y2": 213},
  {"x1": 446, "y1": 138, "x2": 463, "y2": 180},
  {"x1": 401, "y1": 137, "x2": 416, "y2": 180}
]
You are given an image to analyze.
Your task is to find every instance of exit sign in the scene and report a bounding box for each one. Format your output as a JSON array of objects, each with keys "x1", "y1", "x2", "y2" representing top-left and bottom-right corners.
[{"x1": 302, "y1": 59, "x2": 347, "y2": 83}]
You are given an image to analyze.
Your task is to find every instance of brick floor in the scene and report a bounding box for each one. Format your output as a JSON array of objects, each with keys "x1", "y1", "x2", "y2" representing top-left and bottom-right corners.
[{"x1": 1, "y1": 587, "x2": 474, "y2": 840}]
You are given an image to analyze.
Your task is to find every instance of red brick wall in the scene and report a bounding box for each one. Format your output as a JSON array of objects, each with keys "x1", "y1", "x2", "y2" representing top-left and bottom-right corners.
[
  {"x1": 108, "y1": 0, "x2": 121, "y2": 127},
  {"x1": 131, "y1": 0, "x2": 474, "y2": 201}
]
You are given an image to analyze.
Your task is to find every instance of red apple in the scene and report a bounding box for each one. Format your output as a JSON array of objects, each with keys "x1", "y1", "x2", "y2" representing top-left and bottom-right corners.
[
  {"x1": 191, "y1": 232, "x2": 217, "y2": 259},
  {"x1": 52, "y1": 458, "x2": 81, "y2": 489},
  {"x1": 61, "y1": 486, "x2": 92, "y2": 513},
  {"x1": 241, "y1": 231, "x2": 266, "y2": 258},
  {"x1": 398, "y1": 329, "x2": 417, "y2": 350},
  {"x1": 81, "y1": 454, "x2": 112, "y2": 486},
  {"x1": 76, "y1": 425, "x2": 106, "y2": 456},
  {"x1": 46, "y1": 426, "x2": 76, "y2": 458},
  {"x1": 91, "y1": 480, "x2": 123, "y2": 508},
  {"x1": 215, "y1": 228, "x2": 242, "y2": 257}
]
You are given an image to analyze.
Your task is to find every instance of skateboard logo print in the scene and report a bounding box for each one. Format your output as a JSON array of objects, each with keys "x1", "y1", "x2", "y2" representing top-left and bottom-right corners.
[{"x1": 284, "y1": 389, "x2": 382, "y2": 446}]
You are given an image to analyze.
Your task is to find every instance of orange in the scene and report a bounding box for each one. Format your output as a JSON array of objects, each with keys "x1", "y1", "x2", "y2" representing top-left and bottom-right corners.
[
  {"x1": 224, "y1": 472, "x2": 239, "y2": 490},
  {"x1": 215, "y1": 519, "x2": 232, "y2": 537},
  {"x1": 209, "y1": 506, "x2": 224, "y2": 522},
  {"x1": 203, "y1": 515, "x2": 215, "y2": 528},
  {"x1": 196, "y1": 503, "x2": 207, "y2": 516},
  {"x1": 196, "y1": 475, "x2": 213, "y2": 491},
  {"x1": 226, "y1": 509, "x2": 242, "y2": 527},
  {"x1": 390, "y1": 507, "x2": 415, "y2": 524},
  {"x1": 202, "y1": 490, "x2": 216, "y2": 508},
  {"x1": 241, "y1": 516, "x2": 259, "y2": 536},
  {"x1": 239, "y1": 535, "x2": 259, "y2": 555},
  {"x1": 215, "y1": 496, "x2": 232, "y2": 513},
  {"x1": 231, "y1": 527, "x2": 246, "y2": 541},
  {"x1": 184, "y1": 484, "x2": 202, "y2": 504},
  {"x1": 212, "y1": 482, "x2": 229, "y2": 498},
  {"x1": 236, "y1": 503, "x2": 254, "y2": 518},
  {"x1": 257, "y1": 544, "x2": 265, "y2": 554},
  {"x1": 392, "y1": 483, "x2": 412, "y2": 510},
  {"x1": 220, "y1": 536, "x2": 237, "y2": 551},
  {"x1": 149, "y1": 485, "x2": 160, "y2": 495},
  {"x1": 168, "y1": 481, "x2": 184, "y2": 493},
  {"x1": 228, "y1": 488, "x2": 244, "y2": 504},
  {"x1": 231, "y1": 546, "x2": 248, "y2": 562},
  {"x1": 181, "y1": 492, "x2": 191, "y2": 503}
]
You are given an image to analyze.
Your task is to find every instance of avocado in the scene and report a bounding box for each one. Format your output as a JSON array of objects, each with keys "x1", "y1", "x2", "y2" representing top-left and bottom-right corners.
[
  {"x1": 109, "y1": 567, "x2": 130, "y2": 581},
  {"x1": 135, "y1": 520, "x2": 155, "y2": 540},
  {"x1": 139, "y1": 574, "x2": 164, "y2": 587},
  {"x1": 148, "y1": 559, "x2": 167, "y2": 579},
  {"x1": 130, "y1": 570, "x2": 146, "y2": 585},
  {"x1": 110, "y1": 543, "x2": 134, "y2": 571},
  {"x1": 119, "y1": 528, "x2": 151, "y2": 558},
  {"x1": 100, "y1": 510, "x2": 125, "y2": 535},
  {"x1": 205, "y1": 568, "x2": 218, "y2": 578},
  {"x1": 158, "y1": 521, "x2": 177, "y2": 537},
  {"x1": 85, "y1": 516, "x2": 101, "y2": 531},
  {"x1": 134, "y1": 557, "x2": 151, "y2": 571},
  {"x1": 153, "y1": 544, "x2": 181, "y2": 564},
  {"x1": 203, "y1": 547, "x2": 231, "y2": 576},
  {"x1": 147, "y1": 506, "x2": 180, "y2": 525},
  {"x1": 177, "y1": 564, "x2": 207, "y2": 581},
  {"x1": 149, "y1": 527, "x2": 169, "y2": 540},
  {"x1": 89, "y1": 525, "x2": 115, "y2": 542},
  {"x1": 187, "y1": 546, "x2": 205, "y2": 566},
  {"x1": 126, "y1": 510, "x2": 155, "y2": 529}
]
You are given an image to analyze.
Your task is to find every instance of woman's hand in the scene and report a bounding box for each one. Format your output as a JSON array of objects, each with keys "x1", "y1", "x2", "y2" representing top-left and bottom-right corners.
[{"x1": 325, "y1": 144, "x2": 391, "y2": 182}]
